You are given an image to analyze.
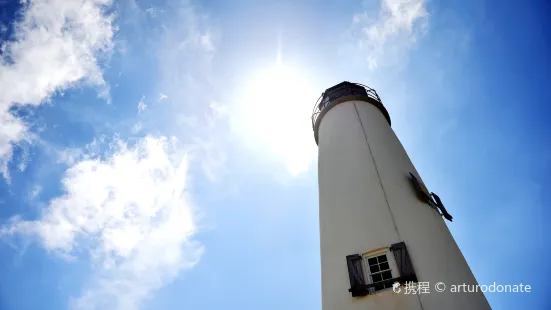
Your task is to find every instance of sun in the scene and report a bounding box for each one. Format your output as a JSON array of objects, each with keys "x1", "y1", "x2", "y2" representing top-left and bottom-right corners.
[{"x1": 232, "y1": 61, "x2": 320, "y2": 175}]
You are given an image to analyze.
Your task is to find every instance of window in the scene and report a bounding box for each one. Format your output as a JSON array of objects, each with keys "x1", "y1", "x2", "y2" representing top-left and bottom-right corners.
[
  {"x1": 363, "y1": 251, "x2": 395, "y2": 292},
  {"x1": 346, "y1": 242, "x2": 417, "y2": 297}
]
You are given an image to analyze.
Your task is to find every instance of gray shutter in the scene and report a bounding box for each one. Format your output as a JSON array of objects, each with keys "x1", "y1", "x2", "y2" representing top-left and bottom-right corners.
[
  {"x1": 346, "y1": 254, "x2": 369, "y2": 297},
  {"x1": 389, "y1": 242, "x2": 418, "y2": 283},
  {"x1": 409, "y1": 172, "x2": 432, "y2": 203}
]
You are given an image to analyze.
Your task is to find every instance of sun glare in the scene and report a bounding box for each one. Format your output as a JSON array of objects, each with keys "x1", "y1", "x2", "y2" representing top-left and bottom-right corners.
[{"x1": 232, "y1": 62, "x2": 320, "y2": 175}]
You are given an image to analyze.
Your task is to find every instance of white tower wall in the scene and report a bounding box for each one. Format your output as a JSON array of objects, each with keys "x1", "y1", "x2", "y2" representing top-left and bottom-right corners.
[{"x1": 317, "y1": 97, "x2": 491, "y2": 310}]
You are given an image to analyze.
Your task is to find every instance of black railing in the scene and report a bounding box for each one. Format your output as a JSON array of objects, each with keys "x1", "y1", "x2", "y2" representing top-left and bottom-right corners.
[{"x1": 311, "y1": 82, "x2": 382, "y2": 130}]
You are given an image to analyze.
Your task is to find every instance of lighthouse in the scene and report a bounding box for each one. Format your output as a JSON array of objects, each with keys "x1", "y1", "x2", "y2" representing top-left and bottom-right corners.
[{"x1": 313, "y1": 82, "x2": 491, "y2": 310}]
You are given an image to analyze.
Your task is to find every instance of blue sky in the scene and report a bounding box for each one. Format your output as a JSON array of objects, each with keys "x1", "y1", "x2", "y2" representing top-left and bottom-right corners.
[{"x1": 0, "y1": 0, "x2": 550, "y2": 309}]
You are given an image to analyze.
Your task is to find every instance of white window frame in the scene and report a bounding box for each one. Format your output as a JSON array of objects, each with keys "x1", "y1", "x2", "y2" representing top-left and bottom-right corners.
[{"x1": 362, "y1": 248, "x2": 399, "y2": 293}]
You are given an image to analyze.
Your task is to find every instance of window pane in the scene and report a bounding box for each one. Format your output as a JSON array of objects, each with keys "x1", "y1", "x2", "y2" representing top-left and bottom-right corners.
[
  {"x1": 379, "y1": 262, "x2": 390, "y2": 271},
  {"x1": 368, "y1": 257, "x2": 377, "y2": 266},
  {"x1": 369, "y1": 264, "x2": 380, "y2": 273},
  {"x1": 372, "y1": 273, "x2": 382, "y2": 283},
  {"x1": 382, "y1": 271, "x2": 392, "y2": 280},
  {"x1": 377, "y1": 255, "x2": 387, "y2": 263}
]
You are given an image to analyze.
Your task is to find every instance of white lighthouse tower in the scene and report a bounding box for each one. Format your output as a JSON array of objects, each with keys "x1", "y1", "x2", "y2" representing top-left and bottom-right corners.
[{"x1": 312, "y1": 82, "x2": 491, "y2": 310}]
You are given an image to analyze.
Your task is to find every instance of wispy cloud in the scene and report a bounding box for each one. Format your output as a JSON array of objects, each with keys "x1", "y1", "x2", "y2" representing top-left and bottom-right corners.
[
  {"x1": 28, "y1": 185, "x2": 43, "y2": 201},
  {"x1": 0, "y1": 111, "x2": 28, "y2": 179},
  {"x1": 137, "y1": 96, "x2": 147, "y2": 113},
  {"x1": 0, "y1": 2, "x2": 216, "y2": 308},
  {"x1": 155, "y1": 1, "x2": 227, "y2": 181},
  {"x1": 352, "y1": 0, "x2": 428, "y2": 69},
  {"x1": 0, "y1": 0, "x2": 115, "y2": 178},
  {"x1": 145, "y1": 7, "x2": 159, "y2": 18},
  {"x1": 2, "y1": 136, "x2": 202, "y2": 309},
  {"x1": 178, "y1": 101, "x2": 229, "y2": 181}
]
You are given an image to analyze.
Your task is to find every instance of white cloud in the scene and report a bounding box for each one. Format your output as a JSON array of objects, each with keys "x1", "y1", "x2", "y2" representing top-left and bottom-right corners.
[
  {"x1": 145, "y1": 7, "x2": 158, "y2": 18},
  {"x1": 352, "y1": 0, "x2": 428, "y2": 69},
  {"x1": 0, "y1": 110, "x2": 30, "y2": 179},
  {"x1": 1, "y1": 136, "x2": 202, "y2": 309},
  {"x1": 131, "y1": 123, "x2": 144, "y2": 134},
  {"x1": 0, "y1": 0, "x2": 115, "y2": 178},
  {"x1": 177, "y1": 101, "x2": 229, "y2": 182},
  {"x1": 137, "y1": 96, "x2": 147, "y2": 113},
  {"x1": 198, "y1": 31, "x2": 214, "y2": 53},
  {"x1": 156, "y1": 2, "x2": 228, "y2": 181},
  {"x1": 28, "y1": 185, "x2": 43, "y2": 201},
  {"x1": 56, "y1": 147, "x2": 86, "y2": 166}
]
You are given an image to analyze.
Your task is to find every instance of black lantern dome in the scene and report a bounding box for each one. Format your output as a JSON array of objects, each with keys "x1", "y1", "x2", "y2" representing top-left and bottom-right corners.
[{"x1": 311, "y1": 81, "x2": 391, "y2": 144}]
